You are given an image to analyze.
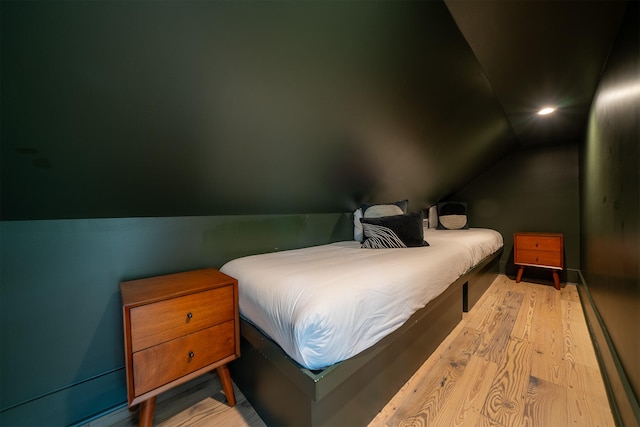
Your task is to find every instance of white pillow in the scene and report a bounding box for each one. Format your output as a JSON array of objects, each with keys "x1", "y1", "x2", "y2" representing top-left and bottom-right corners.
[
  {"x1": 364, "y1": 204, "x2": 404, "y2": 218},
  {"x1": 428, "y1": 205, "x2": 438, "y2": 228},
  {"x1": 353, "y1": 208, "x2": 364, "y2": 242},
  {"x1": 353, "y1": 204, "x2": 405, "y2": 241}
]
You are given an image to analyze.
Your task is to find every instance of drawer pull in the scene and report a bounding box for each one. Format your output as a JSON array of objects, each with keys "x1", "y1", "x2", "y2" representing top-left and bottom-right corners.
[
  {"x1": 188, "y1": 351, "x2": 195, "y2": 359},
  {"x1": 186, "y1": 312, "x2": 193, "y2": 322},
  {"x1": 535, "y1": 242, "x2": 539, "y2": 247},
  {"x1": 536, "y1": 256, "x2": 539, "y2": 262}
]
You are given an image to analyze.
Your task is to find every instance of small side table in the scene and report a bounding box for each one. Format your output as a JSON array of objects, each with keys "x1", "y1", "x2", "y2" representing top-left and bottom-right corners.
[
  {"x1": 514, "y1": 232, "x2": 564, "y2": 290},
  {"x1": 120, "y1": 268, "x2": 240, "y2": 426}
]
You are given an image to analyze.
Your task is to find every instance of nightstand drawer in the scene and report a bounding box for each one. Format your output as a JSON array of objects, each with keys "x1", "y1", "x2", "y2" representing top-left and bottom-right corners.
[
  {"x1": 514, "y1": 235, "x2": 562, "y2": 252},
  {"x1": 130, "y1": 286, "x2": 234, "y2": 352},
  {"x1": 515, "y1": 249, "x2": 562, "y2": 268},
  {"x1": 133, "y1": 320, "x2": 236, "y2": 396}
]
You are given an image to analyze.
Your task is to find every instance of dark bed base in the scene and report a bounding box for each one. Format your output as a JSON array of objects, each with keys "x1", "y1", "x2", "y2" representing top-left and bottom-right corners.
[
  {"x1": 230, "y1": 249, "x2": 502, "y2": 427},
  {"x1": 464, "y1": 248, "x2": 503, "y2": 312}
]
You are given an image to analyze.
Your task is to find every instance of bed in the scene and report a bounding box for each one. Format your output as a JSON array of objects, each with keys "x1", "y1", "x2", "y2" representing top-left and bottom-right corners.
[{"x1": 220, "y1": 226, "x2": 503, "y2": 426}]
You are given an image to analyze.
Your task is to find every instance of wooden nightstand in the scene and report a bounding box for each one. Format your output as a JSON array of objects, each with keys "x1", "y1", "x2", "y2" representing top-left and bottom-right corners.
[
  {"x1": 120, "y1": 268, "x2": 240, "y2": 427},
  {"x1": 514, "y1": 232, "x2": 564, "y2": 290}
]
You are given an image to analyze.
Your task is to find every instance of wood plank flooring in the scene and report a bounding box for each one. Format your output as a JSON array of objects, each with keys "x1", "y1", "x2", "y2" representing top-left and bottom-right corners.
[
  {"x1": 371, "y1": 275, "x2": 613, "y2": 427},
  {"x1": 87, "y1": 275, "x2": 613, "y2": 427}
]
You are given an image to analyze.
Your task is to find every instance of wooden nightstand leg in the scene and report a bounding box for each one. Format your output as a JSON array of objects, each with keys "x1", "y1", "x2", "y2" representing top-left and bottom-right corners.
[
  {"x1": 516, "y1": 266, "x2": 524, "y2": 283},
  {"x1": 552, "y1": 271, "x2": 561, "y2": 290},
  {"x1": 217, "y1": 364, "x2": 236, "y2": 407},
  {"x1": 138, "y1": 396, "x2": 156, "y2": 427}
]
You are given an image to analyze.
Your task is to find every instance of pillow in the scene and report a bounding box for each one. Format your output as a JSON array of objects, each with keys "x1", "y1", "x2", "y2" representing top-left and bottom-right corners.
[
  {"x1": 353, "y1": 199, "x2": 409, "y2": 242},
  {"x1": 363, "y1": 203, "x2": 404, "y2": 218},
  {"x1": 361, "y1": 199, "x2": 408, "y2": 216},
  {"x1": 360, "y1": 212, "x2": 429, "y2": 249},
  {"x1": 437, "y1": 201, "x2": 468, "y2": 230},
  {"x1": 428, "y1": 205, "x2": 438, "y2": 229},
  {"x1": 353, "y1": 208, "x2": 364, "y2": 242}
]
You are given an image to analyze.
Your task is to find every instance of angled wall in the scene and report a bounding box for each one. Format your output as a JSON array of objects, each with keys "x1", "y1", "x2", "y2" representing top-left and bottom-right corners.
[{"x1": 1, "y1": 0, "x2": 513, "y2": 221}]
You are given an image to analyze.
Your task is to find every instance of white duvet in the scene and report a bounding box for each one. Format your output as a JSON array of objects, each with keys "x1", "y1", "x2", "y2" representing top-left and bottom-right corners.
[{"x1": 220, "y1": 228, "x2": 503, "y2": 370}]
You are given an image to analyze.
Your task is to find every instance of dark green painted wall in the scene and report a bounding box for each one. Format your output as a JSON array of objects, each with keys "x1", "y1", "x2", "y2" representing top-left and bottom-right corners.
[
  {"x1": 0, "y1": 213, "x2": 352, "y2": 426},
  {"x1": 581, "y1": 2, "x2": 639, "y2": 423},
  {"x1": 0, "y1": 0, "x2": 513, "y2": 221},
  {"x1": 449, "y1": 142, "x2": 581, "y2": 282}
]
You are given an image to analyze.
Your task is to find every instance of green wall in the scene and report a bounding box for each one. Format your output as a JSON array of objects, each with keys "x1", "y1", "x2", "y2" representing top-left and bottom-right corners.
[
  {"x1": 581, "y1": 2, "x2": 639, "y2": 424},
  {"x1": 0, "y1": 0, "x2": 513, "y2": 221},
  {"x1": 0, "y1": 213, "x2": 352, "y2": 426},
  {"x1": 450, "y1": 142, "x2": 581, "y2": 282}
]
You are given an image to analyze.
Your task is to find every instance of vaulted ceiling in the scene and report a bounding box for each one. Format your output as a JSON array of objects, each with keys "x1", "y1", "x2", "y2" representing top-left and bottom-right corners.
[
  {"x1": 445, "y1": 0, "x2": 628, "y2": 146},
  {"x1": 0, "y1": 1, "x2": 628, "y2": 220}
]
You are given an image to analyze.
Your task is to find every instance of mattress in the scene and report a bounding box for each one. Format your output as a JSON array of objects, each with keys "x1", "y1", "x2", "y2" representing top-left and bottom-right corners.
[{"x1": 220, "y1": 228, "x2": 503, "y2": 370}]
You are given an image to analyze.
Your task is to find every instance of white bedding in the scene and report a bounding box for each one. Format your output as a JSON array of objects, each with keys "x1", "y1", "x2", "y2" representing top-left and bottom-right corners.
[{"x1": 220, "y1": 228, "x2": 503, "y2": 370}]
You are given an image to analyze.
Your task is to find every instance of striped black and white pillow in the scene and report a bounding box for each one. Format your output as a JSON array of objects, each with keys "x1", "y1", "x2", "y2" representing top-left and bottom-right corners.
[{"x1": 360, "y1": 212, "x2": 429, "y2": 249}]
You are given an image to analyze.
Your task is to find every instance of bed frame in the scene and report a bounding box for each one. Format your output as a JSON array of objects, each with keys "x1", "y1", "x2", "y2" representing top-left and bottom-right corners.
[{"x1": 230, "y1": 248, "x2": 502, "y2": 427}]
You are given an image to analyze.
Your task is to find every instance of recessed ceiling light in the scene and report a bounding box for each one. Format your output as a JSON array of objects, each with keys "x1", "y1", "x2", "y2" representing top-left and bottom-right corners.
[{"x1": 537, "y1": 107, "x2": 556, "y2": 115}]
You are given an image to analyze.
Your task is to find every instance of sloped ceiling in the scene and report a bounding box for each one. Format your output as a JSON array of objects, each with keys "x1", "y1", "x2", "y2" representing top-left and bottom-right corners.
[
  {"x1": 445, "y1": 0, "x2": 628, "y2": 146},
  {"x1": 0, "y1": 1, "x2": 628, "y2": 220}
]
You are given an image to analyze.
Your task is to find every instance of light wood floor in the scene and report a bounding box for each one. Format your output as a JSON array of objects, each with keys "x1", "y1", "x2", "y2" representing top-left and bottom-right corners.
[{"x1": 87, "y1": 275, "x2": 613, "y2": 427}]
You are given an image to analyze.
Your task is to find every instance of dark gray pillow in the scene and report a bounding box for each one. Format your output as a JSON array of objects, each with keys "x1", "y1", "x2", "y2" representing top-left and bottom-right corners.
[{"x1": 360, "y1": 212, "x2": 429, "y2": 249}]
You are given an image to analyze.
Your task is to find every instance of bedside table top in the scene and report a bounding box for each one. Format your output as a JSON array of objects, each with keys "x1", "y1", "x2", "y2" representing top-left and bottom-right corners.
[
  {"x1": 514, "y1": 231, "x2": 563, "y2": 237},
  {"x1": 120, "y1": 268, "x2": 237, "y2": 307}
]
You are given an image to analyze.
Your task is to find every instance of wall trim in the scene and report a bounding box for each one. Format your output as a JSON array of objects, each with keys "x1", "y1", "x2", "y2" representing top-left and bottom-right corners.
[
  {"x1": 0, "y1": 366, "x2": 125, "y2": 414},
  {"x1": 576, "y1": 270, "x2": 640, "y2": 427},
  {"x1": 0, "y1": 368, "x2": 126, "y2": 426}
]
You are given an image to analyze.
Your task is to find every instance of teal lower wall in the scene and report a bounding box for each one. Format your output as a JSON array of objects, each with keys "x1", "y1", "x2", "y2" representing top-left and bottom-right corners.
[
  {"x1": 1, "y1": 369, "x2": 125, "y2": 427},
  {"x1": 0, "y1": 213, "x2": 352, "y2": 426}
]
